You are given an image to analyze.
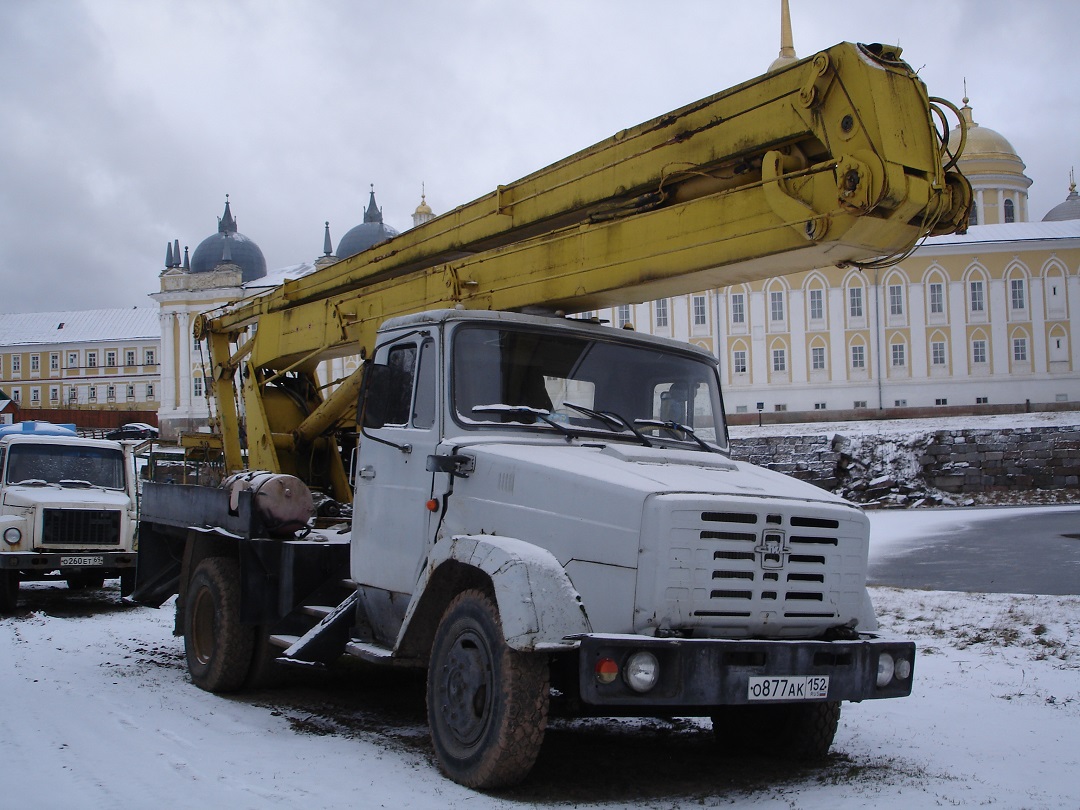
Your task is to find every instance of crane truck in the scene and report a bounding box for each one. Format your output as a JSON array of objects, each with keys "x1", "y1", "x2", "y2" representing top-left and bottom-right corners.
[{"x1": 133, "y1": 42, "x2": 971, "y2": 789}]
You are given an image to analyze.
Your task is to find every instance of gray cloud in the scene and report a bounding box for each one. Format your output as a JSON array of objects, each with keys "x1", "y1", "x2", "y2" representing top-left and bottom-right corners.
[{"x1": 1, "y1": 0, "x2": 1076, "y2": 314}]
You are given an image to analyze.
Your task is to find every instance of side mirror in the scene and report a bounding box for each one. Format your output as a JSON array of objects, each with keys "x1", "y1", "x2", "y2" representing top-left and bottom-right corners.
[{"x1": 359, "y1": 363, "x2": 392, "y2": 429}]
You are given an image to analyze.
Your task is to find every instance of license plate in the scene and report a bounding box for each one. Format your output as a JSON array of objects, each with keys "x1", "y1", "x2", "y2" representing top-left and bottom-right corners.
[
  {"x1": 61, "y1": 555, "x2": 104, "y2": 567},
  {"x1": 747, "y1": 676, "x2": 829, "y2": 701}
]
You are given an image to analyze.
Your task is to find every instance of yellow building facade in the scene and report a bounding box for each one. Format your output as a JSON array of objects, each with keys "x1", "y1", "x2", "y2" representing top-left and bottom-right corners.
[{"x1": 0, "y1": 309, "x2": 160, "y2": 425}]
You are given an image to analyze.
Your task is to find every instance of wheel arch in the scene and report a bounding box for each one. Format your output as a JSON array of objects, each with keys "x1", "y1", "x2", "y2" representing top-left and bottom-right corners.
[{"x1": 397, "y1": 534, "x2": 592, "y2": 658}]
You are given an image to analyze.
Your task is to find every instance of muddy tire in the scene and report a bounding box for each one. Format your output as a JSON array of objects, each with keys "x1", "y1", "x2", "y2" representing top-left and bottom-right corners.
[
  {"x1": 712, "y1": 701, "x2": 840, "y2": 760},
  {"x1": 184, "y1": 557, "x2": 254, "y2": 693},
  {"x1": 0, "y1": 570, "x2": 18, "y2": 614},
  {"x1": 427, "y1": 589, "x2": 549, "y2": 789},
  {"x1": 66, "y1": 572, "x2": 105, "y2": 590}
]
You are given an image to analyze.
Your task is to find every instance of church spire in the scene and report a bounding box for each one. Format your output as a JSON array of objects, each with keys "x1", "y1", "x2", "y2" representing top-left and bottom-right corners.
[
  {"x1": 323, "y1": 221, "x2": 334, "y2": 256},
  {"x1": 778, "y1": 0, "x2": 795, "y2": 60},
  {"x1": 364, "y1": 185, "x2": 383, "y2": 224},
  {"x1": 768, "y1": 0, "x2": 799, "y2": 73},
  {"x1": 218, "y1": 194, "x2": 237, "y2": 234}
]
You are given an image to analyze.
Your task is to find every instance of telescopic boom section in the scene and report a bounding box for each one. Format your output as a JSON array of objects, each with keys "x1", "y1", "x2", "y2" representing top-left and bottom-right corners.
[{"x1": 195, "y1": 42, "x2": 971, "y2": 494}]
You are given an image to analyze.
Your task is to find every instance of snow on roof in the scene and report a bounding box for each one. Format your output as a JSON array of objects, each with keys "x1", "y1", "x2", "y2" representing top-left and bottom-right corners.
[
  {"x1": 0, "y1": 308, "x2": 160, "y2": 347},
  {"x1": 243, "y1": 261, "x2": 319, "y2": 291},
  {"x1": 923, "y1": 219, "x2": 1080, "y2": 250}
]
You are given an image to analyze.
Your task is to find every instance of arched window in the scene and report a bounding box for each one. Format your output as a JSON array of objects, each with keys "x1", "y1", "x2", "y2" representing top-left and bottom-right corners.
[
  {"x1": 1048, "y1": 325, "x2": 1069, "y2": 363},
  {"x1": 1004, "y1": 199, "x2": 1015, "y2": 223},
  {"x1": 809, "y1": 337, "x2": 827, "y2": 372},
  {"x1": 730, "y1": 341, "x2": 749, "y2": 376},
  {"x1": 968, "y1": 200, "x2": 978, "y2": 226}
]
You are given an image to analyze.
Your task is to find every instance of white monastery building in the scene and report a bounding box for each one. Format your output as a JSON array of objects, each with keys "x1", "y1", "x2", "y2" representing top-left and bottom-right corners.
[{"x1": 1, "y1": 1, "x2": 1077, "y2": 435}]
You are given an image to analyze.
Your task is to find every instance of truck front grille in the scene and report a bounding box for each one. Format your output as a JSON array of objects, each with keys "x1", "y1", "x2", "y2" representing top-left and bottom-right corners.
[
  {"x1": 697, "y1": 510, "x2": 838, "y2": 620},
  {"x1": 651, "y1": 499, "x2": 869, "y2": 638},
  {"x1": 41, "y1": 509, "x2": 123, "y2": 547}
]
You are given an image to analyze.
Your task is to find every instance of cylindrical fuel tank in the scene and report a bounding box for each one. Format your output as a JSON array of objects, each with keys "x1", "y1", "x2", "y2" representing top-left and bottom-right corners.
[{"x1": 222, "y1": 471, "x2": 314, "y2": 537}]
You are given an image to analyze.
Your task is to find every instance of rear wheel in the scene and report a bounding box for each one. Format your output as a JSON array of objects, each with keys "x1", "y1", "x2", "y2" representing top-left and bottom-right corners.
[
  {"x1": 427, "y1": 589, "x2": 549, "y2": 789},
  {"x1": 184, "y1": 557, "x2": 254, "y2": 693},
  {"x1": 0, "y1": 570, "x2": 18, "y2": 614},
  {"x1": 711, "y1": 701, "x2": 840, "y2": 760}
]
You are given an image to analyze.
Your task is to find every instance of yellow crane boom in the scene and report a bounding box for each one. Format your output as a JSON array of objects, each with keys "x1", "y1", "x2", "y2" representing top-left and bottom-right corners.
[{"x1": 194, "y1": 41, "x2": 970, "y2": 497}]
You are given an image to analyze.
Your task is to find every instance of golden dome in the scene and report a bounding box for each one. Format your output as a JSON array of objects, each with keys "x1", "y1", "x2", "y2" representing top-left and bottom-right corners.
[
  {"x1": 414, "y1": 194, "x2": 433, "y2": 217},
  {"x1": 948, "y1": 97, "x2": 1031, "y2": 191},
  {"x1": 949, "y1": 99, "x2": 1026, "y2": 166}
]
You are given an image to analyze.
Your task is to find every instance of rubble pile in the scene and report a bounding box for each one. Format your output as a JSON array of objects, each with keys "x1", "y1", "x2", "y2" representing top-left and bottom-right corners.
[
  {"x1": 832, "y1": 433, "x2": 956, "y2": 508},
  {"x1": 730, "y1": 423, "x2": 1080, "y2": 509}
]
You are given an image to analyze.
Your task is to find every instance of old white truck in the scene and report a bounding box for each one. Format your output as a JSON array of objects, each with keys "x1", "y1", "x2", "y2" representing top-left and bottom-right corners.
[{"x1": 0, "y1": 422, "x2": 138, "y2": 612}]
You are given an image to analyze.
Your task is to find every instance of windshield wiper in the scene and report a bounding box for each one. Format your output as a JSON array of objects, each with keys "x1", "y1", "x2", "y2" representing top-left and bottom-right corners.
[
  {"x1": 11, "y1": 478, "x2": 51, "y2": 487},
  {"x1": 634, "y1": 419, "x2": 719, "y2": 453},
  {"x1": 59, "y1": 479, "x2": 95, "y2": 488},
  {"x1": 471, "y1": 405, "x2": 579, "y2": 441},
  {"x1": 562, "y1": 402, "x2": 653, "y2": 447}
]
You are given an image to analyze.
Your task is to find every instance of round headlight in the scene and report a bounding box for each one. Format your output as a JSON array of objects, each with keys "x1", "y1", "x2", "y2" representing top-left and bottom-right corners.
[
  {"x1": 624, "y1": 651, "x2": 660, "y2": 693},
  {"x1": 876, "y1": 652, "x2": 895, "y2": 687},
  {"x1": 894, "y1": 657, "x2": 912, "y2": 681},
  {"x1": 3, "y1": 527, "x2": 21, "y2": 546}
]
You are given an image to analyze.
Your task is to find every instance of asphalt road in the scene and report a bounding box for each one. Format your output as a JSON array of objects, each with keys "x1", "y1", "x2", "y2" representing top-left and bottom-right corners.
[{"x1": 868, "y1": 508, "x2": 1080, "y2": 595}]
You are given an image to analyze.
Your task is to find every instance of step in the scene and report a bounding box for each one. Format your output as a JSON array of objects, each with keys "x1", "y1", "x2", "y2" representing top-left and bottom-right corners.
[
  {"x1": 300, "y1": 605, "x2": 337, "y2": 619},
  {"x1": 268, "y1": 634, "x2": 300, "y2": 649},
  {"x1": 344, "y1": 639, "x2": 414, "y2": 667}
]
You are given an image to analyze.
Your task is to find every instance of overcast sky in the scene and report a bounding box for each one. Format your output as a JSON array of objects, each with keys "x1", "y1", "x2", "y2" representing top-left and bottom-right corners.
[{"x1": 1, "y1": 0, "x2": 1077, "y2": 315}]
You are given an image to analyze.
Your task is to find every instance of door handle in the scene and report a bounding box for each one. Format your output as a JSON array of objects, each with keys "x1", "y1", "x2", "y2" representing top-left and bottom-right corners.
[{"x1": 357, "y1": 466, "x2": 376, "y2": 480}]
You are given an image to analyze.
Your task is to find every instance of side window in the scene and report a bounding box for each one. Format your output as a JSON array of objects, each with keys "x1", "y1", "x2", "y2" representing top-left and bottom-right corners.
[
  {"x1": 384, "y1": 344, "x2": 418, "y2": 426},
  {"x1": 412, "y1": 339, "x2": 436, "y2": 429}
]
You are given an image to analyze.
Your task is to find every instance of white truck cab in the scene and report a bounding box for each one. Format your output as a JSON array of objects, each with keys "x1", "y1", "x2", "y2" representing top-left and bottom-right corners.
[{"x1": 0, "y1": 422, "x2": 138, "y2": 612}]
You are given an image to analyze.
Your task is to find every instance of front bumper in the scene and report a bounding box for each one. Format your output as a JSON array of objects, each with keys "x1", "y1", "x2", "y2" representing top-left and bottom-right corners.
[{"x1": 578, "y1": 634, "x2": 914, "y2": 709}]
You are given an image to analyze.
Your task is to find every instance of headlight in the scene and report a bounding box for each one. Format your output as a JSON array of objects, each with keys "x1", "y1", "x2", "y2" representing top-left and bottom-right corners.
[
  {"x1": 894, "y1": 656, "x2": 912, "y2": 681},
  {"x1": 876, "y1": 652, "x2": 895, "y2": 687},
  {"x1": 3, "y1": 527, "x2": 21, "y2": 545},
  {"x1": 624, "y1": 651, "x2": 660, "y2": 693}
]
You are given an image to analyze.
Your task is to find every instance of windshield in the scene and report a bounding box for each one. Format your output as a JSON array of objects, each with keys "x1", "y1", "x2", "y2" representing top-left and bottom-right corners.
[
  {"x1": 451, "y1": 324, "x2": 727, "y2": 449},
  {"x1": 4, "y1": 443, "x2": 126, "y2": 489}
]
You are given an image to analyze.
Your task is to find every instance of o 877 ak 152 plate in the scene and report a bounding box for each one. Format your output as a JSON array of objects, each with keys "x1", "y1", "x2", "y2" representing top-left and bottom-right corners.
[
  {"x1": 747, "y1": 676, "x2": 829, "y2": 701},
  {"x1": 61, "y1": 555, "x2": 104, "y2": 567}
]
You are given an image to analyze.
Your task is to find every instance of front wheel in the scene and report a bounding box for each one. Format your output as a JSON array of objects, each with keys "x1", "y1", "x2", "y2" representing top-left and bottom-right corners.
[
  {"x1": 184, "y1": 557, "x2": 254, "y2": 693},
  {"x1": 427, "y1": 589, "x2": 549, "y2": 789},
  {"x1": 0, "y1": 570, "x2": 18, "y2": 614}
]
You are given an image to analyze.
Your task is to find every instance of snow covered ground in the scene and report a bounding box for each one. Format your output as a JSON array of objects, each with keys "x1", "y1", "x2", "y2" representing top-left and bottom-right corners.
[{"x1": 2, "y1": 507, "x2": 1078, "y2": 809}]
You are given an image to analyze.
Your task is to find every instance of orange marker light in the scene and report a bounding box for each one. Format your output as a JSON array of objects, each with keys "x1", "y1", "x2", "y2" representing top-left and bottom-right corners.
[
  {"x1": 595, "y1": 657, "x2": 619, "y2": 684},
  {"x1": 426, "y1": 499, "x2": 439, "y2": 512}
]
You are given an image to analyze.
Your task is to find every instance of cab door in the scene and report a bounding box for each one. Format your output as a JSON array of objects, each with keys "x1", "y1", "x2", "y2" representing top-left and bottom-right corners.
[{"x1": 351, "y1": 336, "x2": 441, "y2": 604}]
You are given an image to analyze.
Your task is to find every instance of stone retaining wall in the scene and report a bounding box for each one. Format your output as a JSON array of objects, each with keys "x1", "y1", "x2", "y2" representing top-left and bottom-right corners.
[
  {"x1": 729, "y1": 425, "x2": 1080, "y2": 503},
  {"x1": 919, "y1": 426, "x2": 1080, "y2": 493}
]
